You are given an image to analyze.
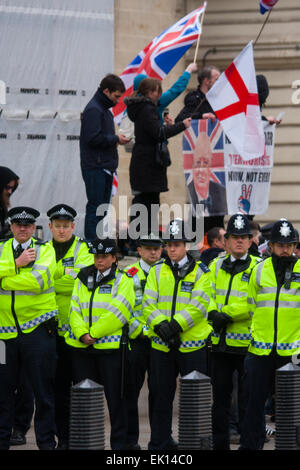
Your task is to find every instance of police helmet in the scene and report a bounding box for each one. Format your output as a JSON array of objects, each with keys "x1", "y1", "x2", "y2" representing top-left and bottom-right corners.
[
  {"x1": 269, "y1": 219, "x2": 297, "y2": 244},
  {"x1": 225, "y1": 213, "x2": 252, "y2": 239},
  {"x1": 163, "y1": 219, "x2": 191, "y2": 243}
]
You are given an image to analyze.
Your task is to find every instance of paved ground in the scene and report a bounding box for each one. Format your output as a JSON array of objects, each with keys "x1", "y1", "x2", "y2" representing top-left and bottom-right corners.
[{"x1": 11, "y1": 379, "x2": 276, "y2": 451}]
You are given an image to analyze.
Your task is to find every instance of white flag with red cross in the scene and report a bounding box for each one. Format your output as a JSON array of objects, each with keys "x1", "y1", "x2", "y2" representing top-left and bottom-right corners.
[{"x1": 206, "y1": 41, "x2": 265, "y2": 162}]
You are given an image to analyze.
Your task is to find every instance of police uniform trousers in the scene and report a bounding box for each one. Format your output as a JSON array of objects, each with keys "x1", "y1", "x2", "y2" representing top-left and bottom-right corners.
[
  {"x1": 125, "y1": 336, "x2": 152, "y2": 447},
  {"x1": 211, "y1": 351, "x2": 246, "y2": 450},
  {"x1": 12, "y1": 363, "x2": 35, "y2": 436},
  {"x1": 0, "y1": 324, "x2": 57, "y2": 450},
  {"x1": 54, "y1": 335, "x2": 73, "y2": 448},
  {"x1": 148, "y1": 347, "x2": 207, "y2": 451},
  {"x1": 239, "y1": 351, "x2": 290, "y2": 450},
  {"x1": 71, "y1": 348, "x2": 128, "y2": 450}
]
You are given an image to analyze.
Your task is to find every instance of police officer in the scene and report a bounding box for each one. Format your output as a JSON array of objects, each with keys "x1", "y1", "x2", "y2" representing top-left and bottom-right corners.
[
  {"x1": 208, "y1": 213, "x2": 260, "y2": 450},
  {"x1": 143, "y1": 219, "x2": 212, "y2": 450},
  {"x1": 124, "y1": 233, "x2": 163, "y2": 450},
  {"x1": 240, "y1": 218, "x2": 300, "y2": 450},
  {"x1": 64, "y1": 238, "x2": 135, "y2": 450},
  {"x1": 0, "y1": 207, "x2": 58, "y2": 450},
  {"x1": 47, "y1": 204, "x2": 94, "y2": 449}
]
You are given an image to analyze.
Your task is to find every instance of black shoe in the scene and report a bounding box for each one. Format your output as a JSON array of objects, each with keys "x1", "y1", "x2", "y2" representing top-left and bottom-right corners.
[
  {"x1": 166, "y1": 438, "x2": 178, "y2": 450},
  {"x1": 124, "y1": 443, "x2": 141, "y2": 450},
  {"x1": 56, "y1": 440, "x2": 68, "y2": 450},
  {"x1": 10, "y1": 430, "x2": 26, "y2": 446}
]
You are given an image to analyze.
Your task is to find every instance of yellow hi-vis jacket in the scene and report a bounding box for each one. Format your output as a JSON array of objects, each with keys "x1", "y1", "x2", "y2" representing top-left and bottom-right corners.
[
  {"x1": 208, "y1": 254, "x2": 260, "y2": 350},
  {"x1": 50, "y1": 237, "x2": 94, "y2": 336},
  {"x1": 248, "y1": 256, "x2": 300, "y2": 356},
  {"x1": 124, "y1": 260, "x2": 161, "y2": 339},
  {"x1": 65, "y1": 264, "x2": 135, "y2": 350},
  {"x1": 0, "y1": 237, "x2": 57, "y2": 339},
  {"x1": 142, "y1": 257, "x2": 212, "y2": 353}
]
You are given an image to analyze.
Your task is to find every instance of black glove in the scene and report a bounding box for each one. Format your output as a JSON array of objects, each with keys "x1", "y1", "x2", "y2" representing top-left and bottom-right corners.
[
  {"x1": 168, "y1": 333, "x2": 181, "y2": 351},
  {"x1": 154, "y1": 319, "x2": 182, "y2": 342},
  {"x1": 154, "y1": 320, "x2": 174, "y2": 342},
  {"x1": 208, "y1": 310, "x2": 233, "y2": 333}
]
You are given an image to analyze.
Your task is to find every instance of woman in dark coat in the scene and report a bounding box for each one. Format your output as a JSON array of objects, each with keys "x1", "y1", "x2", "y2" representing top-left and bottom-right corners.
[
  {"x1": 0, "y1": 167, "x2": 19, "y2": 239},
  {"x1": 125, "y1": 78, "x2": 191, "y2": 237}
]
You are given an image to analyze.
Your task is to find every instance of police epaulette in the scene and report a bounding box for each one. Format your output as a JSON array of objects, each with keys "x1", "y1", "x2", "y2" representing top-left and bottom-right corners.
[
  {"x1": 79, "y1": 237, "x2": 91, "y2": 247},
  {"x1": 197, "y1": 261, "x2": 210, "y2": 273},
  {"x1": 34, "y1": 240, "x2": 47, "y2": 245},
  {"x1": 153, "y1": 259, "x2": 164, "y2": 266},
  {"x1": 119, "y1": 269, "x2": 133, "y2": 278},
  {"x1": 0, "y1": 238, "x2": 8, "y2": 244}
]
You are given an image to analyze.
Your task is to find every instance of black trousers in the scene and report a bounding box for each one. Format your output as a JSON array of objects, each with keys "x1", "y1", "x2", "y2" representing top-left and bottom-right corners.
[
  {"x1": 210, "y1": 351, "x2": 246, "y2": 450},
  {"x1": 0, "y1": 324, "x2": 57, "y2": 450},
  {"x1": 13, "y1": 364, "x2": 35, "y2": 435},
  {"x1": 148, "y1": 347, "x2": 207, "y2": 451},
  {"x1": 54, "y1": 335, "x2": 72, "y2": 446},
  {"x1": 125, "y1": 337, "x2": 152, "y2": 446},
  {"x1": 71, "y1": 348, "x2": 128, "y2": 450},
  {"x1": 240, "y1": 352, "x2": 290, "y2": 450}
]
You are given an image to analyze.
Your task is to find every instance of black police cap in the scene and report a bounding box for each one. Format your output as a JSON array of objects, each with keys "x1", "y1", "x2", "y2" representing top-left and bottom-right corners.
[
  {"x1": 137, "y1": 233, "x2": 163, "y2": 247},
  {"x1": 269, "y1": 219, "x2": 296, "y2": 244},
  {"x1": 225, "y1": 213, "x2": 252, "y2": 238},
  {"x1": 47, "y1": 204, "x2": 77, "y2": 221},
  {"x1": 89, "y1": 238, "x2": 118, "y2": 255},
  {"x1": 8, "y1": 206, "x2": 40, "y2": 225}
]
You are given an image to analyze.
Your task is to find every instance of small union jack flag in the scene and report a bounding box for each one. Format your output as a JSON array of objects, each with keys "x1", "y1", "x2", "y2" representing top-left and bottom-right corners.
[
  {"x1": 113, "y1": 4, "x2": 206, "y2": 124},
  {"x1": 259, "y1": 0, "x2": 279, "y2": 14}
]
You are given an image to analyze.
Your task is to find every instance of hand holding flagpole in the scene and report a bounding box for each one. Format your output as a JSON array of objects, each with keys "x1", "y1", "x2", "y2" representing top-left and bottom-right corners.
[{"x1": 193, "y1": 1, "x2": 207, "y2": 63}]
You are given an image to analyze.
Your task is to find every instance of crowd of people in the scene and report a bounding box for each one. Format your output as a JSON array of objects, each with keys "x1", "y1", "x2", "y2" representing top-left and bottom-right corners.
[{"x1": 0, "y1": 65, "x2": 296, "y2": 452}]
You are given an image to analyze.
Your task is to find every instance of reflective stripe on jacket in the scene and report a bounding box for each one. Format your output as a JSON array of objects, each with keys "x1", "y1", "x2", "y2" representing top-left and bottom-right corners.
[
  {"x1": 209, "y1": 254, "x2": 260, "y2": 349},
  {"x1": 142, "y1": 259, "x2": 212, "y2": 353},
  {"x1": 0, "y1": 238, "x2": 57, "y2": 338},
  {"x1": 65, "y1": 268, "x2": 135, "y2": 350},
  {"x1": 51, "y1": 237, "x2": 94, "y2": 336},
  {"x1": 248, "y1": 256, "x2": 300, "y2": 356}
]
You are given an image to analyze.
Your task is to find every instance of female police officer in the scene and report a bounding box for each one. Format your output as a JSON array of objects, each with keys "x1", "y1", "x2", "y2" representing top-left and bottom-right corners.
[{"x1": 64, "y1": 238, "x2": 135, "y2": 450}]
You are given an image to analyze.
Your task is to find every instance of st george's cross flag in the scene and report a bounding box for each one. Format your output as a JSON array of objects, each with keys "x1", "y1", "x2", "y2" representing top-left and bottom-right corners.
[
  {"x1": 260, "y1": 0, "x2": 279, "y2": 14},
  {"x1": 113, "y1": 4, "x2": 207, "y2": 124},
  {"x1": 206, "y1": 41, "x2": 265, "y2": 162}
]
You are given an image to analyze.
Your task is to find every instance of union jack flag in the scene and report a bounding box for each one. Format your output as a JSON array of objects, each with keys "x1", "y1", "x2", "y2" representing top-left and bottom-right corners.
[
  {"x1": 113, "y1": 4, "x2": 206, "y2": 124},
  {"x1": 183, "y1": 119, "x2": 226, "y2": 216},
  {"x1": 259, "y1": 0, "x2": 279, "y2": 14}
]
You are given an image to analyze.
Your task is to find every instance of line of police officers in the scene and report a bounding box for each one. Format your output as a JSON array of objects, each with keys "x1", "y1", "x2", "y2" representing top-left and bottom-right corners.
[{"x1": 0, "y1": 205, "x2": 299, "y2": 451}]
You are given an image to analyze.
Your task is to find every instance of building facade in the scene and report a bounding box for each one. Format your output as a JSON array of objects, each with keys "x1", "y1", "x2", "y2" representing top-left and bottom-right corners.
[{"x1": 114, "y1": 0, "x2": 300, "y2": 230}]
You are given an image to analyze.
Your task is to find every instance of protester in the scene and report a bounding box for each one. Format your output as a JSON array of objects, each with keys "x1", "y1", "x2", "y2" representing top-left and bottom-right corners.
[
  {"x1": 80, "y1": 74, "x2": 130, "y2": 241},
  {"x1": 175, "y1": 65, "x2": 220, "y2": 123},
  {"x1": 0, "y1": 167, "x2": 19, "y2": 239},
  {"x1": 200, "y1": 226, "x2": 226, "y2": 266},
  {"x1": 125, "y1": 78, "x2": 191, "y2": 240}
]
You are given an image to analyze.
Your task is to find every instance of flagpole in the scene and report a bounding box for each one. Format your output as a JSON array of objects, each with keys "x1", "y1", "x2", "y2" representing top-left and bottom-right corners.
[
  {"x1": 253, "y1": 8, "x2": 272, "y2": 48},
  {"x1": 193, "y1": 2, "x2": 207, "y2": 63}
]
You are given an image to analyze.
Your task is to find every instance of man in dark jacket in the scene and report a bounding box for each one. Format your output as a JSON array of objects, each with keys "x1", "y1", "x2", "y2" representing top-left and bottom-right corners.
[
  {"x1": 0, "y1": 167, "x2": 19, "y2": 239},
  {"x1": 80, "y1": 74, "x2": 129, "y2": 241},
  {"x1": 175, "y1": 65, "x2": 220, "y2": 122},
  {"x1": 200, "y1": 226, "x2": 226, "y2": 266}
]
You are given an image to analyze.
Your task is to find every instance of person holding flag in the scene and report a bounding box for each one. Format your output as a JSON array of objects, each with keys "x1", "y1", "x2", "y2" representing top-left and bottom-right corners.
[{"x1": 125, "y1": 78, "x2": 192, "y2": 237}]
